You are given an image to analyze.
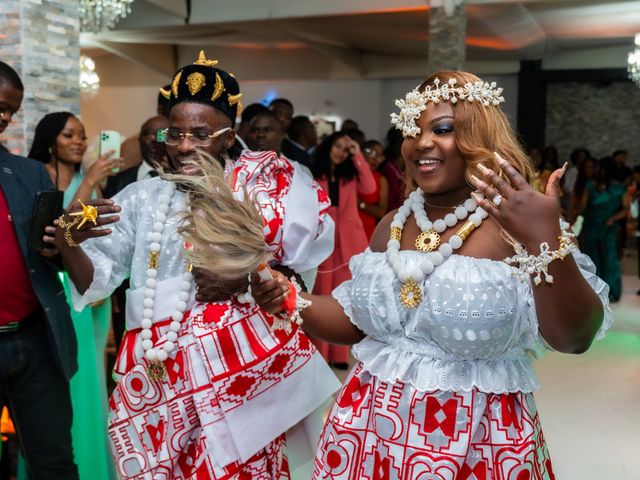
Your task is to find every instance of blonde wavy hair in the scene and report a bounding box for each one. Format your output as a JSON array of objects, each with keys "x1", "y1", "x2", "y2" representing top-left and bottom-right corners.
[
  {"x1": 166, "y1": 153, "x2": 269, "y2": 280},
  {"x1": 404, "y1": 71, "x2": 534, "y2": 193}
]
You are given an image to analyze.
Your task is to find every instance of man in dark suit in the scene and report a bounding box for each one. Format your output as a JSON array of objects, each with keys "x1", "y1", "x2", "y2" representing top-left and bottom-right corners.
[
  {"x1": 103, "y1": 115, "x2": 169, "y2": 199},
  {"x1": 1, "y1": 155, "x2": 79, "y2": 477},
  {"x1": 0, "y1": 60, "x2": 78, "y2": 479},
  {"x1": 281, "y1": 115, "x2": 317, "y2": 170}
]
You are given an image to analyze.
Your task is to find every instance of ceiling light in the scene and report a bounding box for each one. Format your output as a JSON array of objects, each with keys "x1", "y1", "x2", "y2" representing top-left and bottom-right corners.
[{"x1": 80, "y1": 0, "x2": 135, "y2": 33}]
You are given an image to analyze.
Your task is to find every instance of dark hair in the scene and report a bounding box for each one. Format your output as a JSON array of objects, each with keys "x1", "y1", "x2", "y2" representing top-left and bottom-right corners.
[
  {"x1": 288, "y1": 115, "x2": 312, "y2": 141},
  {"x1": 570, "y1": 148, "x2": 591, "y2": 165},
  {"x1": 312, "y1": 132, "x2": 358, "y2": 182},
  {"x1": 595, "y1": 156, "x2": 617, "y2": 186},
  {"x1": 384, "y1": 126, "x2": 403, "y2": 162},
  {"x1": 542, "y1": 145, "x2": 559, "y2": 171},
  {"x1": 612, "y1": 149, "x2": 627, "y2": 158},
  {"x1": 363, "y1": 139, "x2": 382, "y2": 151},
  {"x1": 29, "y1": 112, "x2": 76, "y2": 164},
  {"x1": 269, "y1": 98, "x2": 293, "y2": 111},
  {"x1": 0, "y1": 61, "x2": 24, "y2": 92},
  {"x1": 574, "y1": 156, "x2": 597, "y2": 199},
  {"x1": 240, "y1": 102, "x2": 269, "y2": 125},
  {"x1": 342, "y1": 128, "x2": 365, "y2": 149}
]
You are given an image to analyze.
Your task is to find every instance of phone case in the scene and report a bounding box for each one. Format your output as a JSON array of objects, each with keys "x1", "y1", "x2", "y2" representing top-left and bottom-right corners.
[
  {"x1": 100, "y1": 130, "x2": 121, "y2": 172},
  {"x1": 29, "y1": 190, "x2": 64, "y2": 251}
]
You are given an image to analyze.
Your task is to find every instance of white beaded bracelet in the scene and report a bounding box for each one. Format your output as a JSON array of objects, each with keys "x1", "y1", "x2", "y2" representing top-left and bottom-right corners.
[
  {"x1": 272, "y1": 277, "x2": 311, "y2": 333},
  {"x1": 504, "y1": 222, "x2": 576, "y2": 286}
]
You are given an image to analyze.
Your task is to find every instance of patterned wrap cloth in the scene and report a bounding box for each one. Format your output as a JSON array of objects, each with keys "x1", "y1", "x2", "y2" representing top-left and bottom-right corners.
[
  {"x1": 312, "y1": 249, "x2": 612, "y2": 479},
  {"x1": 72, "y1": 151, "x2": 339, "y2": 479}
]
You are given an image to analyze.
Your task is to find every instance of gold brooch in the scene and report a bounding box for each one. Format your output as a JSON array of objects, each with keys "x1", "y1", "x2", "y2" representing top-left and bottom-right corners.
[
  {"x1": 69, "y1": 200, "x2": 99, "y2": 229},
  {"x1": 186, "y1": 72, "x2": 206, "y2": 96},
  {"x1": 171, "y1": 70, "x2": 182, "y2": 97},
  {"x1": 399, "y1": 279, "x2": 422, "y2": 308},
  {"x1": 415, "y1": 229, "x2": 440, "y2": 252},
  {"x1": 211, "y1": 73, "x2": 225, "y2": 101},
  {"x1": 146, "y1": 361, "x2": 167, "y2": 382}
]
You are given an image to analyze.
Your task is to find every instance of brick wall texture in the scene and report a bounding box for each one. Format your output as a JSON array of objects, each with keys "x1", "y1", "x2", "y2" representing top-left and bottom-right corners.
[
  {"x1": 546, "y1": 80, "x2": 640, "y2": 165},
  {"x1": 0, "y1": 0, "x2": 80, "y2": 155}
]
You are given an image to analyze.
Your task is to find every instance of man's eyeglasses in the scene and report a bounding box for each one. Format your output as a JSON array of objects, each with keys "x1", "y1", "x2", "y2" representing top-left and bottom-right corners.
[{"x1": 162, "y1": 127, "x2": 232, "y2": 147}]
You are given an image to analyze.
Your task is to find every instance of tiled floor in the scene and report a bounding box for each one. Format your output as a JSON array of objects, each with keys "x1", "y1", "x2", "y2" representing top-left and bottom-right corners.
[{"x1": 534, "y1": 270, "x2": 640, "y2": 479}]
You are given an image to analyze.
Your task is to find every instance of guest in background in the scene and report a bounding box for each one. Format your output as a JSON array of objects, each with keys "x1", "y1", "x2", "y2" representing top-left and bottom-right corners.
[
  {"x1": 104, "y1": 115, "x2": 169, "y2": 198},
  {"x1": 312, "y1": 132, "x2": 376, "y2": 367},
  {"x1": 28, "y1": 112, "x2": 121, "y2": 480},
  {"x1": 562, "y1": 148, "x2": 591, "y2": 214},
  {"x1": 358, "y1": 140, "x2": 388, "y2": 239},
  {"x1": 235, "y1": 102, "x2": 270, "y2": 150},
  {"x1": 381, "y1": 126, "x2": 407, "y2": 212},
  {"x1": 576, "y1": 156, "x2": 628, "y2": 302},
  {"x1": 0, "y1": 61, "x2": 23, "y2": 153},
  {"x1": 630, "y1": 165, "x2": 640, "y2": 295},
  {"x1": 611, "y1": 149, "x2": 632, "y2": 255},
  {"x1": 269, "y1": 98, "x2": 294, "y2": 132},
  {"x1": 282, "y1": 115, "x2": 317, "y2": 169},
  {"x1": 103, "y1": 114, "x2": 169, "y2": 353},
  {"x1": 120, "y1": 85, "x2": 171, "y2": 171},
  {"x1": 570, "y1": 155, "x2": 597, "y2": 223},
  {"x1": 340, "y1": 119, "x2": 359, "y2": 132},
  {"x1": 0, "y1": 61, "x2": 78, "y2": 479},
  {"x1": 247, "y1": 110, "x2": 286, "y2": 154}
]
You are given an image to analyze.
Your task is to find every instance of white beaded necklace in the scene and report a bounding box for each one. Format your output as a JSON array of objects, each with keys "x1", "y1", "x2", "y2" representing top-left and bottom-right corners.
[
  {"x1": 386, "y1": 188, "x2": 488, "y2": 308},
  {"x1": 141, "y1": 181, "x2": 194, "y2": 381}
]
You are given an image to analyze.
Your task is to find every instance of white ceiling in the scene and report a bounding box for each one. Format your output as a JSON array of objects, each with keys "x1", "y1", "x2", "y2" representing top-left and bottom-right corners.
[{"x1": 81, "y1": 0, "x2": 640, "y2": 80}]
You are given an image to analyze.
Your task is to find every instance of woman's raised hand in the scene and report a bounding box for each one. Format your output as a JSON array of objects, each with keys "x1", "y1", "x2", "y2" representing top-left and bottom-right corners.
[
  {"x1": 472, "y1": 152, "x2": 566, "y2": 251},
  {"x1": 250, "y1": 269, "x2": 290, "y2": 315},
  {"x1": 43, "y1": 198, "x2": 121, "y2": 250},
  {"x1": 86, "y1": 150, "x2": 125, "y2": 186},
  {"x1": 344, "y1": 136, "x2": 362, "y2": 157}
]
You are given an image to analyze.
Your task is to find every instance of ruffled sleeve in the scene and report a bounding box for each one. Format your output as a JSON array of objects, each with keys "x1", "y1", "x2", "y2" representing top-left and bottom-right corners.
[
  {"x1": 231, "y1": 151, "x2": 334, "y2": 273},
  {"x1": 69, "y1": 181, "x2": 138, "y2": 311},
  {"x1": 526, "y1": 248, "x2": 614, "y2": 350}
]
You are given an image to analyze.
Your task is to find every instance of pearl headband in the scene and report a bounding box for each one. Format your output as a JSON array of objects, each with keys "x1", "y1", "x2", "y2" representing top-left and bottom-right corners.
[{"x1": 390, "y1": 77, "x2": 505, "y2": 138}]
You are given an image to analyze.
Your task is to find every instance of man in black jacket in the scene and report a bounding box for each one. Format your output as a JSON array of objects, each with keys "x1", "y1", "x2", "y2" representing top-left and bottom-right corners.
[{"x1": 0, "y1": 61, "x2": 78, "y2": 479}]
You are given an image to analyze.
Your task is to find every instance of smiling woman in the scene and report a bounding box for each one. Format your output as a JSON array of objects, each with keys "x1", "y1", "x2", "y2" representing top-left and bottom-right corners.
[{"x1": 252, "y1": 70, "x2": 613, "y2": 479}]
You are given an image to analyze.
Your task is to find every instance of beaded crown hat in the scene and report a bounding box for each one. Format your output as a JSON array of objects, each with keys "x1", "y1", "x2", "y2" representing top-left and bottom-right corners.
[
  {"x1": 391, "y1": 76, "x2": 505, "y2": 138},
  {"x1": 160, "y1": 51, "x2": 243, "y2": 126}
]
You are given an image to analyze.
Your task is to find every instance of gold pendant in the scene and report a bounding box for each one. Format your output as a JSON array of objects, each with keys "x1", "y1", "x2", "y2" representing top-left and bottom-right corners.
[
  {"x1": 415, "y1": 229, "x2": 440, "y2": 252},
  {"x1": 146, "y1": 361, "x2": 167, "y2": 382},
  {"x1": 70, "y1": 200, "x2": 98, "y2": 229},
  {"x1": 399, "y1": 280, "x2": 422, "y2": 308}
]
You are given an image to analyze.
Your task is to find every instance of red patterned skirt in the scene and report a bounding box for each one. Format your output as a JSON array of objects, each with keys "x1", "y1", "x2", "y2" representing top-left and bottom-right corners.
[{"x1": 313, "y1": 363, "x2": 555, "y2": 480}]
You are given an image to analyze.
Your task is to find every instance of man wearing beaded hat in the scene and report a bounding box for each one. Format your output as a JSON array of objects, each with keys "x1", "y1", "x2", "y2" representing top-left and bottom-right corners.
[{"x1": 48, "y1": 51, "x2": 338, "y2": 479}]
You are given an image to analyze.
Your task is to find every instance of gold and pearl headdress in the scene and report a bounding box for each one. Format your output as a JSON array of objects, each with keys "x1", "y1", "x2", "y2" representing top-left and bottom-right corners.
[{"x1": 390, "y1": 77, "x2": 505, "y2": 137}]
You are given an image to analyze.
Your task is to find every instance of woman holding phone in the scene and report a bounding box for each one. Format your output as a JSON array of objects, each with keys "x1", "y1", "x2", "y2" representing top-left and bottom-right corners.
[{"x1": 27, "y1": 112, "x2": 123, "y2": 480}]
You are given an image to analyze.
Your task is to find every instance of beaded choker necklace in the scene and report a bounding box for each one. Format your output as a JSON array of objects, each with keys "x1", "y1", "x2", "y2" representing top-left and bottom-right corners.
[{"x1": 386, "y1": 188, "x2": 488, "y2": 308}]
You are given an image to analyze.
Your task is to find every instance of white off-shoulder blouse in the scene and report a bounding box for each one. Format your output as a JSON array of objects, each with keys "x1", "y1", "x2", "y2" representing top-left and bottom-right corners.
[{"x1": 333, "y1": 249, "x2": 613, "y2": 394}]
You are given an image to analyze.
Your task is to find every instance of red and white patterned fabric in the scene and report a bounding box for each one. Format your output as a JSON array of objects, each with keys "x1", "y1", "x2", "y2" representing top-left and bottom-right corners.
[
  {"x1": 73, "y1": 151, "x2": 338, "y2": 479},
  {"x1": 110, "y1": 302, "x2": 336, "y2": 479},
  {"x1": 313, "y1": 363, "x2": 556, "y2": 480}
]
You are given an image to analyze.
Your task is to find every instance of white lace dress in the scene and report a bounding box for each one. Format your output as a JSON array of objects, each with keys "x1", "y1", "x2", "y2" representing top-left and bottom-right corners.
[{"x1": 313, "y1": 249, "x2": 612, "y2": 480}]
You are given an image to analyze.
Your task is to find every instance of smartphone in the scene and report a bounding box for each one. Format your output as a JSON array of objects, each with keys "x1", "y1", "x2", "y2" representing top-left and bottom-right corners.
[
  {"x1": 100, "y1": 130, "x2": 121, "y2": 173},
  {"x1": 29, "y1": 190, "x2": 64, "y2": 251}
]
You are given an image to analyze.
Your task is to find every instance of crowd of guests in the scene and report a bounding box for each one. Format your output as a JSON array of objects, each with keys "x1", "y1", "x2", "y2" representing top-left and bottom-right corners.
[
  {"x1": 529, "y1": 144, "x2": 639, "y2": 301},
  {"x1": 0, "y1": 54, "x2": 628, "y2": 479}
]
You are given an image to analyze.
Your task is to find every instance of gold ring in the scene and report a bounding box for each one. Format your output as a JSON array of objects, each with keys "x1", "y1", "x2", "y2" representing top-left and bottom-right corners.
[{"x1": 69, "y1": 200, "x2": 99, "y2": 229}]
